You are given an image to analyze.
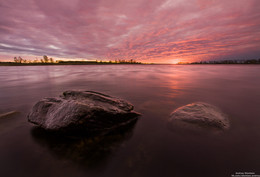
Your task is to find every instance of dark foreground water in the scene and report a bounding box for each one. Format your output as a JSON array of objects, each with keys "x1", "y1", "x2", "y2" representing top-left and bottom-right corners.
[{"x1": 0, "y1": 65, "x2": 260, "y2": 177}]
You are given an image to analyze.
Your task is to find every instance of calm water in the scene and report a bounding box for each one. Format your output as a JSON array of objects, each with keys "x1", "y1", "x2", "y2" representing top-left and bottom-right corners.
[{"x1": 0, "y1": 65, "x2": 260, "y2": 177}]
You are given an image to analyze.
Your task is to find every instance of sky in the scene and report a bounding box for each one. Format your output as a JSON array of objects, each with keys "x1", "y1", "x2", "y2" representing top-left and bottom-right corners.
[{"x1": 0, "y1": 0, "x2": 260, "y2": 63}]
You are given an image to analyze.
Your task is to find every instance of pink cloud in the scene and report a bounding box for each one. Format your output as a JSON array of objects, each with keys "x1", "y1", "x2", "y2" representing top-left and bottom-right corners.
[{"x1": 0, "y1": 0, "x2": 260, "y2": 62}]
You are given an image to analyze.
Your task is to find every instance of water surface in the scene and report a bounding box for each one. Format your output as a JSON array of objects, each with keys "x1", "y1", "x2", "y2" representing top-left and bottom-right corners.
[{"x1": 0, "y1": 65, "x2": 260, "y2": 177}]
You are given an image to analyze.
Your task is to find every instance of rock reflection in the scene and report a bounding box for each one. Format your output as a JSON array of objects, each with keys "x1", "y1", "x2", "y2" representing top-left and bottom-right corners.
[{"x1": 30, "y1": 119, "x2": 138, "y2": 169}]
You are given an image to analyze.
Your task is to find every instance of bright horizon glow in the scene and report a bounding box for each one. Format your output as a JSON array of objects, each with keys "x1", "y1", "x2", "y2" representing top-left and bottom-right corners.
[{"x1": 0, "y1": 0, "x2": 260, "y2": 63}]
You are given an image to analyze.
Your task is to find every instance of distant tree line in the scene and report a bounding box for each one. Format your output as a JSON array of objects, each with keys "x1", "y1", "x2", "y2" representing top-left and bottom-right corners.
[
  {"x1": 0, "y1": 56, "x2": 142, "y2": 65},
  {"x1": 13, "y1": 55, "x2": 55, "y2": 63},
  {"x1": 178, "y1": 58, "x2": 260, "y2": 64},
  {"x1": 57, "y1": 59, "x2": 141, "y2": 64},
  {"x1": 103, "y1": 59, "x2": 141, "y2": 64}
]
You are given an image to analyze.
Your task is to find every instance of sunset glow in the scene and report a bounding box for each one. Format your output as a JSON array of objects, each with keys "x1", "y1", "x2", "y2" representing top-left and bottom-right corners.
[{"x1": 0, "y1": 0, "x2": 260, "y2": 63}]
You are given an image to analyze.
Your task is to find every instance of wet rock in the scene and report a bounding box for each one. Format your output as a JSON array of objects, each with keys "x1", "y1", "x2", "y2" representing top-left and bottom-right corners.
[
  {"x1": 28, "y1": 90, "x2": 140, "y2": 133},
  {"x1": 168, "y1": 102, "x2": 229, "y2": 132}
]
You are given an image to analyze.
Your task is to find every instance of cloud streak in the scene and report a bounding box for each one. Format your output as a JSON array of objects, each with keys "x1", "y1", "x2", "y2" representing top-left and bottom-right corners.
[{"x1": 0, "y1": 0, "x2": 260, "y2": 62}]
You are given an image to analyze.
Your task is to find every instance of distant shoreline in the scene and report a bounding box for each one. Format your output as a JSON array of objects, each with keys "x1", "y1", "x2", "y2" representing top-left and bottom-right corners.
[
  {"x1": 1, "y1": 62, "x2": 260, "y2": 66},
  {"x1": 0, "y1": 62, "x2": 149, "y2": 66},
  {"x1": 1, "y1": 60, "x2": 260, "y2": 66},
  {"x1": 178, "y1": 59, "x2": 260, "y2": 65}
]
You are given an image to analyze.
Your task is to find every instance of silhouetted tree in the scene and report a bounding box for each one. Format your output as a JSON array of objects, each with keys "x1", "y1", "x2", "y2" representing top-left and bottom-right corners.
[
  {"x1": 18, "y1": 56, "x2": 23, "y2": 63},
  {"x1": 43, "y1": 55, "x2": 49, "y2": 63},
  {"x1": 14, "y1": 57, "x2": 18, "y2": 63},
  {"x1": 50, "y1": 58, "x2": 54, "y2": 63}
]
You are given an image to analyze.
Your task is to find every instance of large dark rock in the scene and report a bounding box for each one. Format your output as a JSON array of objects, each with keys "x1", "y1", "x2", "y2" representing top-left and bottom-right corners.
[
  {"x1": 168, "y1": 102, "x2": 230, "y2": 132},
  {"x1": 28, "y1": 90, "x2": 140, "y2": 133}
]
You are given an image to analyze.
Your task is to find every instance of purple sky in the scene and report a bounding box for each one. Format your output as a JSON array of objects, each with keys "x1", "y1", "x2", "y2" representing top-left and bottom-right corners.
[{"x1": 0, "y1": 0, "x2": 260, "y2": 63}]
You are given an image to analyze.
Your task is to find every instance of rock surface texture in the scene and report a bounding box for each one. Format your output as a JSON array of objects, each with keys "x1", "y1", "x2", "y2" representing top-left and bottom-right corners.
[
  {"x1": 28, "y1": 91, "x2": 140, "y2": 133},
  {"x1": 169, "y1": 102, "x2": 229, "y2": 131}
]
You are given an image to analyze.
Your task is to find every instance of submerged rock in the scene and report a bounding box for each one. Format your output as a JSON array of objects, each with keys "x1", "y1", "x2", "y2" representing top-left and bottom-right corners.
[
  {"x1": 28, "y1": 90, "x2": 140, "y2": 133},
  {"x1": 30, "y1": 118, "x2": 137, "y2": 168},
  {"x1": 168, "y1": 102, "x2": 229, "y2": 132}
]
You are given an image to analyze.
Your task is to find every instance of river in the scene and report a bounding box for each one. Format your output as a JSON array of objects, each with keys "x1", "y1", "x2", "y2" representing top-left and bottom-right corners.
[{"x1": 0, "y1": 65, "x2": 260, "y2": 177}]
